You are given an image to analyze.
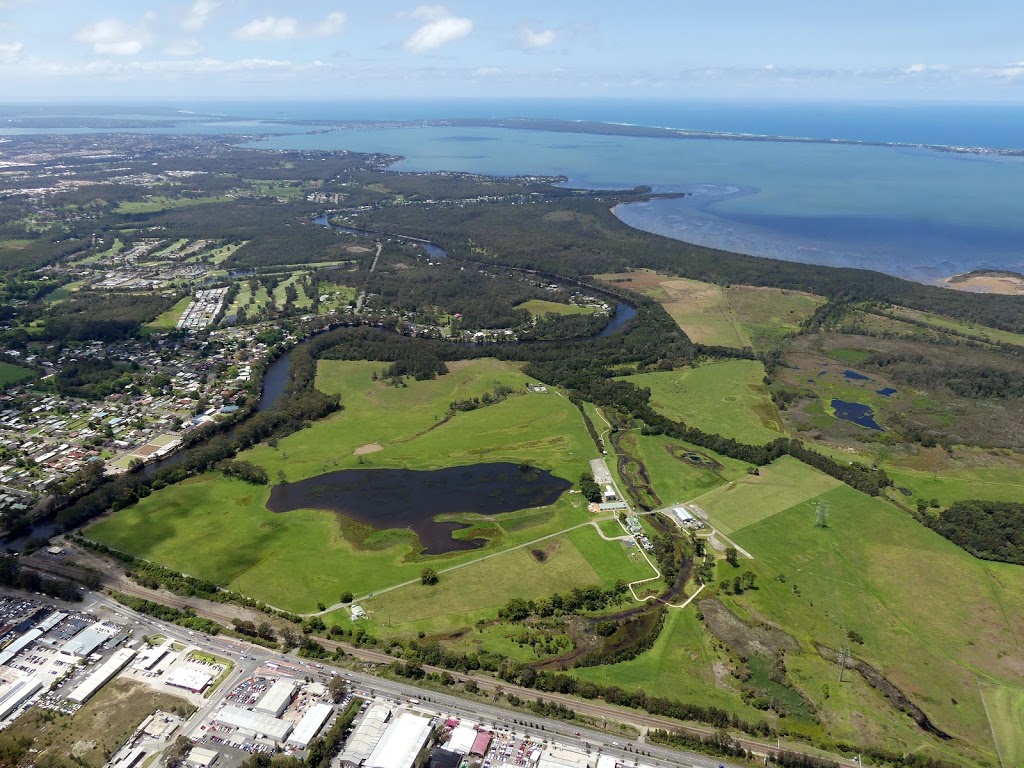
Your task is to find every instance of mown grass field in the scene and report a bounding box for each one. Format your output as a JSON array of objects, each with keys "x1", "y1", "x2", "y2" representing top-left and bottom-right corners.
[
  {"x1": 979, "y1": 682, "x2": 1024, "y2": 768},
  {"x1": 143, "y1": 295, "x2": 192, "y2": 332},
  {"x1": 516, "y1": 299, "x2": 599, "y2": 318},
  {"x1": 115, "y1": 195, "x2": 229, "y2": 214},
  {"x1": 624, "y1": 360, "x2": 786, "y2": 446},
  {"x1": 0, "y1": 361, "x2": 35, "y2": 388},
  {"x1": 886, "y1": 463, "x2": 1024, "y2": 508},
  {"x1": 687, "y1": 456, "x2": 842, "y2": 535},
  {"x1": 88, "y1": 359, "x2": 601, "y2": 612},
  {"x1": 886, "y1": 305, "x2": 1024, "y2": 348},
  {"x1": 727, "y1": 485, "x2": 1024, "y2": 766}
]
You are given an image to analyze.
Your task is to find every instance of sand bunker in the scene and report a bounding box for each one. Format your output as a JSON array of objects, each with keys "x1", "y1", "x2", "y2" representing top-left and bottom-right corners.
[{"x1": 353, "y1": 442, "x2": 383, "y2": 455}]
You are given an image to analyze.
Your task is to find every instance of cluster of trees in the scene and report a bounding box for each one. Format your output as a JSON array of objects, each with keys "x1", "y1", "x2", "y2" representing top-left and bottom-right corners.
[
  {"x1": 448, "y1": 383, "x2": 515, "y2": 414},
  {"x1": 497, "y1": 582, "x2": 630, "y2": 621},
  {"x1": 924, "y1": 500, "x2": 1024, "y2": 564},
  {"x1": 109, "y1": 591, "x2": 222, "y2": 634},
  {"x1": 648, "y1": 729, "x2": 749, "y2": 762},
  {"x1": 578, "y1": 472, "x2": 602, "y2": 502},
  {"x1": 217, "y1": 459, "x2": 269, "y2": 485},
  {"x1": 41, "y1": 291, "x2": 177, "y2": 341},
  {"x1": 862, "y1": 350, "x2": 1024, "y2": 400},
  {"x1": 0, "y1": 554, "x2": 82, "y2": 601},
  {"x1": 52, "y1": 357, "x2": 139, "y2": 400}
]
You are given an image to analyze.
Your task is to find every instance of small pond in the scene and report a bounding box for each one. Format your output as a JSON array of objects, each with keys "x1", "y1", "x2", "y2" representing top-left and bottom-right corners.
[
  {"x1": 876, "y1": 387, "x2": 897, "y2": 397},
  {"x1": 831, "y1": 399, "x2": 883, "y2": 430},
  {"x1": 843, "y1": 369, "x2": 870, "y2": 381},
  {"x1": 266, "y1": 462, "x2": 571, "y2": 555}
]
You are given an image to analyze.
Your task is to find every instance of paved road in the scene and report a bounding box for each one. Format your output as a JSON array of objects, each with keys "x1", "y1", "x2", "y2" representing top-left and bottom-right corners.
[{"x1": 354, "y1": 241, "x2": 382, "y2": 312}]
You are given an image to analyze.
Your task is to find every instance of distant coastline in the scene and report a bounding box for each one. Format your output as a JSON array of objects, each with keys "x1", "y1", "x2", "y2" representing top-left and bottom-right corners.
[{"x1": 266, "y1": 116, "x2": 1024, "y2": 158}]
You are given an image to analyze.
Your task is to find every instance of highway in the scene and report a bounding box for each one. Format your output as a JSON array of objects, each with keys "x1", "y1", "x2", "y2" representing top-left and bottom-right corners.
[{"x1": 17, "y1": 556, "x2": 858, "y2": 767}]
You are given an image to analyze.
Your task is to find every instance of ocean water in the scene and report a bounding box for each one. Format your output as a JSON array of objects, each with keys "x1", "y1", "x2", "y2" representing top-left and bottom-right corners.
[{"x1": 5, "y1": 99, "x2": 1024, "y2": 282}]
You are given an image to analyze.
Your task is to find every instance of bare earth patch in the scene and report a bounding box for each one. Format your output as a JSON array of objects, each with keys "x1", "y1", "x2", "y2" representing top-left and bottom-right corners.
[
  {"x1": 353, "y1": 442, "x2": 383, "y2": 455},
  {"x1": 945, "y1": 274, "x2": 1024, "y2": 295},
  {"x1": 346, "y1": 245, "x2": 372, "y2": 253}
]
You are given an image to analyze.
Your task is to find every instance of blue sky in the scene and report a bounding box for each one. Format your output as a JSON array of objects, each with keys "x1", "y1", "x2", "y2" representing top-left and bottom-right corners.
[{"x1": 1, "y1": 0, "x2": 1024, "y2": 102}]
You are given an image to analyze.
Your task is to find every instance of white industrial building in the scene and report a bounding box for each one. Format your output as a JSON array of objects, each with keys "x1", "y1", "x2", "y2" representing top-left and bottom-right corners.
[
  {"x1": 68, "y1": 647, "x2": 136, "y2": 704},
  {"x1": 446, "y1": 723, "x2": 478, "y2": 754},
  {"x1": 165, "y1": 667, "x2": 213, "y2": 694},
  {"x1": 0, "y1": 677, "x2": 42, "y2": 720},
  {"x1": 60, "y1": 624, "x2": 112, "y2": 658},
  {"x1": 214, "y1": 705, "x2": 292, "y2": 742},
  {"x1": 339, "y1": 703, "x2": 392, "y2": 768},
  {"x1": 254, "y1": 677, "x2": 296, "y2": 716},
  {"x1": 0, "y1": 628, "x2": 44, "y2": 666},
  {"x1": 287, "y1": 702, "x2": 334, "y2": 749},
  {"x1": 365, "y1": 711, "x2": 433, "y2": 768},
  {"x1": 185, "y1": 746, "x2": 219, "y2": 767}
]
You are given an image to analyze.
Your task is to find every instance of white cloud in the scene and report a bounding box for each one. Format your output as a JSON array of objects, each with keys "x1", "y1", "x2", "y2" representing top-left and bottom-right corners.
[
  {"x1": 164, "y1": 38, "x2": 202, "y2": 57},
  {"x1": 405, "y1": 6, "x2": 472, "y2": 53},
  {"x1": 0, "y1": 41, "x2": 22, "y2": 62},
  {"x1": 473, "y1": 66, "x2": 501, "y2": 77},
  {"x1": 234, "y1": 12, "x2": 346, "y2": 41},
  {"x1": 981, "y1": 62, "x2": 1024, "y2": 79},
  {"x1": 74, "y1": 15, "x2": 154, "y2": 56},
  {"x1": 522, "y1": 27, "x2": 556, "y2": 49},
  {"x1": 182, "y1": 0, "x2": 219, "y2": 32},
  {"x1": 904, "y1": 63, "x2": 948, "y2": 75}
]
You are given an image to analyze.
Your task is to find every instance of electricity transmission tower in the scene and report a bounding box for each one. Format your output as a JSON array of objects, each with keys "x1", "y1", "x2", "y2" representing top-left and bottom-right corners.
[{"x1": 815, "y1": 499, "x2": 830, "y2": 528}]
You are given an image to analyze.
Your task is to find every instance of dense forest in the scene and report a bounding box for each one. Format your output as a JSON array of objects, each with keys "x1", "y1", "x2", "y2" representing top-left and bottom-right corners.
[
  {"x1": 355, "y1": 198, "x2": 1024, "y2": 334},
  {"x1": 925, "y1": 500, "x2": 1024, "y2": 564}
]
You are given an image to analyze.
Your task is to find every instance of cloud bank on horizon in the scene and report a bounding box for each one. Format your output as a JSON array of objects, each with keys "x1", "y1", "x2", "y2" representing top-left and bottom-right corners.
[{"x1": 1, "y1": 0, "x2": 1023, "y2": 101}]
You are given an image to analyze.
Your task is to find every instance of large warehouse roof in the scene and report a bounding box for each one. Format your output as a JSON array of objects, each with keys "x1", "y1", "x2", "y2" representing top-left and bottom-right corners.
[
  {"x1": 366, "y1": 712, "x2": 433, "y2": 768},
  {"x1": 68, "y1": 647, "x2": 136, "y2": 704},
  {"x1": 288, "y1": 702, "x2": 334, "y2": 749},
  {"x1": 339, "y1": 703, "x2": 391, "y2": 768},
  {"x1": 254, "y1": 677, "x2": 296, "y2": 716},
  {"x1": 214, "y1": 705, "x2": 292, "y2": 742}
]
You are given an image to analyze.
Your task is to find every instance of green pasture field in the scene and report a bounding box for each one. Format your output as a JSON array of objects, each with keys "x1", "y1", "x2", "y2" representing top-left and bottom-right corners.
[
  {"x1": 143, "y1": 295, "x2": 192, "y2": 332},
  {"x1": 115, "y1": 195, "x2": 228, "y2": 214},
  {"x1": 88, "y1": 359, "x2": 599, "y2": 612},
  {"x1": 979, "y1": 682, "x2": 1024, "y2": 768},
  {"x1": 687, "y1": 456, "x2": 842, "y2": 535},
  {"x1": 0, "y1": 361, "x2": 35, "y2": 388},
  {"x1": 623, "y1": 360, "x2": 786, "y2": 445},
  {"x1": 728, "y1": 485, "x2": 1024, "y2": 765},
  {"x1": 631, "y1": 433, "x2": 751, "y2": 506},
  {"x1": 317, "y1": 281, "x2": 358, "y2": 312},
  {"x1": 516, "y1": 299, "x2": 599, "y2": 318},
  {"x1": 887, "y1": 464, "x2": 1024, "y2": 508},
  {"x1": 357, "y1": 524, "x2": 650, "y2": 637},
  {"x1": 574, "y1": 607, "x2": 763, "y2": 719},
  {"x1": 726, "y1": 285, "x2": 824, "y2": 350}
]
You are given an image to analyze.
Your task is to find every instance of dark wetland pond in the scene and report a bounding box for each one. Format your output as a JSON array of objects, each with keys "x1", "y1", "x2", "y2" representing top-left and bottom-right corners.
[
  {"x1": 831, "y1": 398, "x2": 883, "y2": 430},
  {"x1": 266, "y1": 462, "x2": 571, "y2": 554}
]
